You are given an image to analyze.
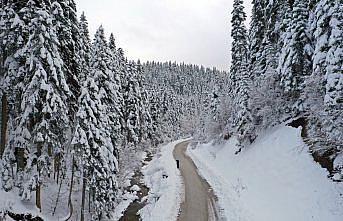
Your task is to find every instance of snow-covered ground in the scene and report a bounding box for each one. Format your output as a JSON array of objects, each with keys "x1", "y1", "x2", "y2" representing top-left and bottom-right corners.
[
  {"x1": 111, "y1": 151, "x2": 148, "y2": 220},
  {"x1": 188, "y1": 125, "x2": 343, "y2": 221},
  {"x1": 0, "y1": 151, "x2": 145, "y2": 221},
  {"x1": 139, "y1": 138, "x2": 190, "y2": 221},
  {"x1": 111, "y1": 190, "x2": 138, "y2": 220},
  {"x1": 0, "y1": 190, "x2": 50, "y2": 220}
]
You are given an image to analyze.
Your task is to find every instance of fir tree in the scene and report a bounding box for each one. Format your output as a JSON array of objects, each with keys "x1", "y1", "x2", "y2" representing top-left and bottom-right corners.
[
  {"x1": 78, "y1": 12, "x2": 91, "y2": 83},
  {"x1": 325, "y1": 1, "x2": 343, "y2": 106},
  {"x1": 249, "y1": 0, "x2": 266, "y2": 79},
  {"x1": 72, "y1": 75, "x2": 117, "y2": 220},
  {"x1": 0, "y1": 0, "x2": 26, "y2": 164},
  {"x1": 229, "y1": 0, "x2": 253, "y2": 147},
  {"x1": 278, "y1": 0, "x2": 312, "y2": 96},
  {"x1": 90, "y1": 25, "x2": 121, "y2": 158},
  {"x1": 13, "y1": 0, "x2": 71, "y2": 211},
  {"x1": 124, "y1": 61, "x2": 141, "y2": 145},
  {"x1": 72, "y1": 26, "x2": 119, "y2": 219},
  {"x1": 51, "y1": 0, "x2": 81, "y2": 117}
]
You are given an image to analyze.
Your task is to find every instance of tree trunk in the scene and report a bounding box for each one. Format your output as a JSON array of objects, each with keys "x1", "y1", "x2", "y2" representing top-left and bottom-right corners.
[
  {"x1": 36, "y1": 183, "x2": 41, "y2": 212},
  {"x1": 68, "y1": 156, "x2": 75, "y2": 207},
  {"x1": 1, "y1": 93, "x2": 8, "y2": 158},
  {"x1": 56, "y1": 154, "x2": 61, "y2": 184},
  {"x1": 65, "y1": 156, "x2": 75, "y2": 221},
  {"x1": 80, "y1": 167, "x2": 87, "y2": 221},
  {"x1": 36, "y1": 144, "x2": 42, "y2": 212},
  {"x1": 17, "y1": 148, "x2": 25, "y2": 171}
]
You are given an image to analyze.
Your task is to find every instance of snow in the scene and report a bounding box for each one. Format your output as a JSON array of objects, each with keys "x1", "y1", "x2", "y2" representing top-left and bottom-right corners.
[
  {"x1": 0, "y1": 190, "x2": 47, "y2": 220},
  {"x1": 111, "y1": 191, "x2": 138, "y2": 221},
  {"x1": 130, "y1": 185, "x2": 141, "y2": 192},
  {"x1": 188, "y1": 125, "x2": 343, "y2": 221},
  {"x1": 139, "y1": 138, "x2": 190, "y2": 221}
]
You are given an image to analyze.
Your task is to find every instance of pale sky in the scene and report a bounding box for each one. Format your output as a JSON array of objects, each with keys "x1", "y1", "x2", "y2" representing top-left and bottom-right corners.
[{"x1": 74, "y1": 0, "x2": 252, "y2": 71}]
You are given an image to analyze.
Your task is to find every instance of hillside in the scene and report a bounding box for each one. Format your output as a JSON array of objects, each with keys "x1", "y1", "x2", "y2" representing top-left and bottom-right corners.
[{"x1": 188, "y1": 125, "x2": 343, "y2": 221}]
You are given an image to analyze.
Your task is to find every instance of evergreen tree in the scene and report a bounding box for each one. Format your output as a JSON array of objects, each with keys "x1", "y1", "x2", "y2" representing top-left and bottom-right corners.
[
  {"x1": 91, "y1": 25, "x2": 121, "y2": 157},
  {"x1": 229, "y1": 0, "x2": 253, "y2": 147},
  {"x1": 72, "y1": 26, "x2": 119, "y2": 219},
  {"x1": 124, "y1": 61, "x2": 141, "y2": 145},
  {"x1": 137, "y1": 62, "x2": 154, "y2": 144},
  {"x1": 109, "y1": 33, "x2": 117, "y2": 54},
  {"x1": 72, "y1": 75, "x2": 117, "y2": 220},
  {"x1": 278, "y1": 0, "x2": 312, "y2": 98},
  {"x1": 0, "y1": 0, "x2": 26, "y2": 163},
  {"x1": 325, "y1": 1, "x2": 343, "y2": 106},
  {"x1": 228, "y1": 0, "x2": 249, "y2": 131},
  {"x1": 304, "y1": 0, "x2": 343, "y2": 176},
  {"x1": 13, "y1": 1, "x2": 70, "y2": 211},
  {"x1": 78, "y1": 12, "x2": 91, "y2": 82},
  {"x1": 51, "y1": 0, "x2": 81, "y2": 117},
  {"x1": 249, "y1": 0, "x2": 266, "y2": 80},
  {"x1": 147, "y1": 87, "x2": 163, "y2": 146}
]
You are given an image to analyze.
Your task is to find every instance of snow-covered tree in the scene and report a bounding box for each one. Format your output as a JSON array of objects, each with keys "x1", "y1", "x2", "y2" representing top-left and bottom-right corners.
[
  {"x1": 72, "y1": 75, "x2": 118, "y2": 220},
  {"x1": 72, "y1": 25, "x2": 120, "y2": 220},
  {"x1": 51, "y1": 0, "x2": 81, "y2": 115},
  {"x1": 0, "y1": 0, "x2": 26, "y2": 164},
  {"x1": 123, "y1": 62, "x2": 141, "y2": 145},
  {"x1": 137, "y1": 64, "x2": 154, "y2": 144},
  {"x1": 229, "y1": 0, "x2": 253, "y2": 147},
  {"x1": 91, "y1": 26, "x2": 121, "y2": 149},
  {"x1": 78, "y1": 12, "x2": 91, "y2": 83},
  {"x1": 249, "y1": 0, "x2": 266, "y2": 80},
  {"x1": 278, "y1": 0, "x2": 312, "y2": 99},
  {"x1": 12, "y1": 0, "x2": 71, "y2": 211},
  {"x1": 325, "y1": 1, "x2": 343, "y2": 106}
]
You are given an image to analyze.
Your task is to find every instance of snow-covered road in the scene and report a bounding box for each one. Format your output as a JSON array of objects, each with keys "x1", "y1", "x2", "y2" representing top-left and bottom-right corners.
[{"x1": 173, "y1": 141, "x2": 219, "y2": 221}]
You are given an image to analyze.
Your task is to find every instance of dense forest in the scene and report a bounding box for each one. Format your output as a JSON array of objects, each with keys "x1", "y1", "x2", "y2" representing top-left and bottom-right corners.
[{"x1": 0, "y1": 0, "x2": 342, "y2": 220}]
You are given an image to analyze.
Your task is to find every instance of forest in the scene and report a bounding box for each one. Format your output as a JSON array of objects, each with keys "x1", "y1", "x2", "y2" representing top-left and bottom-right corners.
[{"x1": 0, "y1": 0, "x2": 342, "y2": 220}]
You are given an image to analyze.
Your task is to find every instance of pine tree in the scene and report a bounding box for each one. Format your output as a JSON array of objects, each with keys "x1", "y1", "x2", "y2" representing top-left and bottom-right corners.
[
  {"x1": 51, "y1": 0, "x2": 81, "y2": 117},
  {"x1": 147, "y1": 87, "x2": 163, "y2": 146},
  {"x1": 325, "y1": 1, "x2": 343, "y2": 106},
  {"x1": 249, "y1": 0, "x2": 266, "y2": 80},
  {"x1": 308, "y1": 0, "x2": 340, "y2": 110},
  {"x1": 251, "y1": 38, "x2": 286, "y2": 131},
  {"x1": 124, "y1": 61, "x2": 141, "y2": 145},
  {"x1": 278, "y1": 0, "x2": 312, "y2": 98},
  {"x1": 13, "y1": 1, "x2": 71, "y2": 211},
  {"x1": 210, "y1": 86, "x2": 220, "y2": 122},
  {"x1": 72, "y1": 76, "x2": 117, "y2": 220},
  {"x1": 137, "y1": 62, "x2": 154, "y2": 144},
  {"x1": 0, "y1": 0, "x2": 26, "y2": 162},
  {"x1": 91, "y1": 25, "x2": 122, "y2": 157},
  {"x1": 229, "y1": 0, "x2": 253, "y2": 147},
  {"x1": 310, "y1": 0, "x2": 332, "y2": 92},
  {"x1": 201, "y1": 85, "x2": 221, "y2": 141},
  {"x1": 229, "y1": 0, "x2": 249, "y2": 131},
  {"x1": 78, "y1": 12, "x2": 91, "y2": 82},
  {"x1": 107, "y1": 33, "x2": 125, "y2": 151},
  {"x1": 72, "y1": 26, "x2": 119, "y2": 220},
  {"x1": 109, "y1": 33, "x2": 117, "y2": 54}
]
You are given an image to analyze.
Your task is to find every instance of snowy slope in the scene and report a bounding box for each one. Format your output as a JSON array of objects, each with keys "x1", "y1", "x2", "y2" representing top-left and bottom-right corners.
[{"x1": 188, "y1": 125, "x2": 343, "y2": 221}]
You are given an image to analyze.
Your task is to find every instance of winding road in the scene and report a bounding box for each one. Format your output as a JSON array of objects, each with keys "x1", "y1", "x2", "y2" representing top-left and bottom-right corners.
[{"x1": 173, "y1": 141, "x2": 219, "y2": 221}]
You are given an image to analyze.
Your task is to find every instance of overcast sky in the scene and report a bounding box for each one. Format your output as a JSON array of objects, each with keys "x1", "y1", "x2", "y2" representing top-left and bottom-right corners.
[{"x1": 74, "y1": 0, "x2": 252, "y2": 70}]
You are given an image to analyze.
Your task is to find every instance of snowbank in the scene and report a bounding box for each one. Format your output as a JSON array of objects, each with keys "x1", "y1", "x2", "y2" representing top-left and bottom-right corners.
[
  {"x1": 139, "y1": 138, "x2": 190, "y2": 221},
  {"x1": 111, "y1": 151, "x2": 148, "y2": 220},
  {"x1": 188, "y1": 126, "x2": 343, "y2": 221},
  {"x1": 111, "y1": 191, "x2": 138, "y2": 221}
]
